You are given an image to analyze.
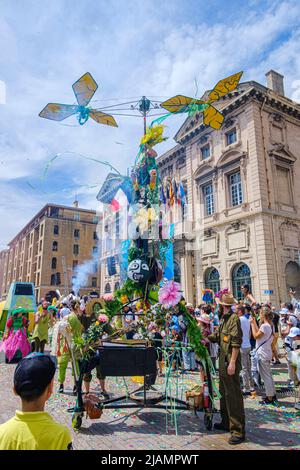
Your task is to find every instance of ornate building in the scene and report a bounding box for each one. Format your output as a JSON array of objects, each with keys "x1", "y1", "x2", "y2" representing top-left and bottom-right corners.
[
  {"x1": 157, "y1": 70, "x2": 300, "y2": 305},
  {"x1": 0, "y1": 203, "x2": 100, "y2": 301}
]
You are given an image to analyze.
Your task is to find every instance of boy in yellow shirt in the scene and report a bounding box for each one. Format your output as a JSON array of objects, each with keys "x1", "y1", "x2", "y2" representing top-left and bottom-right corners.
[{"x1": 0, "y1": 352, "x2": 72, "y2": 450}]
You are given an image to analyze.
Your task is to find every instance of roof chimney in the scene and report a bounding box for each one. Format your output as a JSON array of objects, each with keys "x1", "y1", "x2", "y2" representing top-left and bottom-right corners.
[{"x1": 265, "y1": 70, "x2": 284, "y2": 96}]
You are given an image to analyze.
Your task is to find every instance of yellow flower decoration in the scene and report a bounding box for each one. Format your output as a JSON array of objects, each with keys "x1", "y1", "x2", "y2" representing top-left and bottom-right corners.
[
  {"x1": 121, "y1": 295, "x2": 128, "y2": 304},
  {"x1": 95, "y1": 321, "x2": 100, "y2": 326},
  {"x1": 140, "y1": 124, "x2": 167, "y2": 147}
]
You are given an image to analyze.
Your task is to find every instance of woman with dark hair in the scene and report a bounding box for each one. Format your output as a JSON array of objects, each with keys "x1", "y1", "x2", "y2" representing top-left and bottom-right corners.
[
  {"x1": 241, "y1": 284, "x2": 256, "y2": 306},
  {"x1": 250, "y1": 306, "x2": 277, "y2": 405}
]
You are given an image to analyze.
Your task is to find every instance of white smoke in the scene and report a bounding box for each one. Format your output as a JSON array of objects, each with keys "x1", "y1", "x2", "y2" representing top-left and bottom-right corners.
[
  {"x1": 72, "y1": 256, "x2": 97, "y2": 295},
  {"x1": 72, "y1": 231, "x2": 101, "y2": 295}
]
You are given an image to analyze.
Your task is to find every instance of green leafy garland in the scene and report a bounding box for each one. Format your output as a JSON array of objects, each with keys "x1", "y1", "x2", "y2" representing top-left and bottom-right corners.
[{"x1": 177, "y1": 302, "x2": 209, "y2": 361}]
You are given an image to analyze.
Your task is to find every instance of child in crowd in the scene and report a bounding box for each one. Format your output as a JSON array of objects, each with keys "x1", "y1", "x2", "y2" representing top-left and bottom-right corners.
[
  {"x1": 32, "y1": 302, "x2": 54, "y2": 353},
  {"x1": 0, "y1": 353, "x2": 72, "y2": 450},
  {"x1": 170, "y1": 326, "x2": 182, "y2": 372},
  {"x1": 197, "y1": 313, "x2": 211, "y2": 382},
  {"x1": 285, "y1": 327, "x2": 300, "y2": 388}
]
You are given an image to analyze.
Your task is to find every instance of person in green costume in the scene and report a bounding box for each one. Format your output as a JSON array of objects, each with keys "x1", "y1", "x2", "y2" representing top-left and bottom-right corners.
[
  {"x1": 57, "y1": 300, "x2": 83, "y2": 395},
  {"x1": 32, "y1": 302, "x2": 54, "y2": 353},
  {"x1": 0, "y1": 308, "x2": 31, "y2": 362}
]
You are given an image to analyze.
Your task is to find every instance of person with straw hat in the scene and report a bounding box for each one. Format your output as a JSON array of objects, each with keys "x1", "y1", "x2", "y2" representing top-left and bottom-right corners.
[{"x1": 208, "y1": 292, "x2": 245, "y2": 445}]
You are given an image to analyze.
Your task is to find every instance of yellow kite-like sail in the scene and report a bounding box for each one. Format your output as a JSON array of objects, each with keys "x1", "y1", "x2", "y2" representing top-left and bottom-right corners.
[
  {"x1": 72, "y1": 72, "x2": 98, "y2": 106},
  {"x1": 89, "y1": 110, "x2": 118, "y2": 127},
  {"x1": 160, "y1": 95, "x2": 205, "y2": 114},
  {"x1": 160, "y1": 71, "x2": 243, "y2": 130},
  {"x1": 203, "y1": 105, "x2": 224, "y2": 130},
  {"x1": 39, "y1": 103, "x2": 78, "y2": 121},
  {"x1": 208, "y1": 71, "x2": 243, "y2": 102}
]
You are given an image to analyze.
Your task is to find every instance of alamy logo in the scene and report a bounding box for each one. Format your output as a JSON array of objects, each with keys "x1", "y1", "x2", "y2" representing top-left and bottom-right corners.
[{"x1": 0, "y1": 80, "x2": 6, "y2": 104}]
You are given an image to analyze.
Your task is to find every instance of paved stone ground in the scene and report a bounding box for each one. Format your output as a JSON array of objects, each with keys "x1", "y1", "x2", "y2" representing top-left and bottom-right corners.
[{"x1": 0, "y1": 349, "x2": 299, "y2": 451}]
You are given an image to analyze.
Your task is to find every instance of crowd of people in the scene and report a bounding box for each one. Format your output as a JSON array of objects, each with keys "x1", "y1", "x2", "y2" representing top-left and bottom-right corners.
[{"x1": 0, "y1": 285, "x2": 299, "y2": 449}]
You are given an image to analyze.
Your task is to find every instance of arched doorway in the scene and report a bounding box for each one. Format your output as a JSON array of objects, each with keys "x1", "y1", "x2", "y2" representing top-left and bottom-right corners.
[
  {"x1": 204, "y1": 267, "x2": 220, "y2": 293},
  {"x1": 232, "y1": 263, "x2": 252, "y2": 301},
  {"x1": 285, "y1": 261, "x2": 300, "y2": 297}
]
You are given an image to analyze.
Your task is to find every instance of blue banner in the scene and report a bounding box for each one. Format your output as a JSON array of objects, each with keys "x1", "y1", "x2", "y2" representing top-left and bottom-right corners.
[
  {"x1": 119, "y1": 240, "x2": 130, "y2": 282},
  {"x1": 162, "y1": 224, "x2": 174, "y2": 280}
]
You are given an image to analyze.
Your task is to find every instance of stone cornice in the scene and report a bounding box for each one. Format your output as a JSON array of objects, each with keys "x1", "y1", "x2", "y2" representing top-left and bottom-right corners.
[
  {"x1": 156, "y1": 144, "x2": 185, "y2": 167},
  {"x1": 175, "y1": 85, "x2": 300, "y2": 145}
]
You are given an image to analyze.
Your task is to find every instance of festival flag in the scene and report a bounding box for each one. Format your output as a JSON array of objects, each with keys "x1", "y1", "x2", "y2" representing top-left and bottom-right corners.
[
  {"x1": 172, "y1": 179, "x2": 178, "y2": 204},
  {"x1": 169, "y1": 181, "x2": 174, "y2": 206},
  {"x1": 179, "y1": 182, "x2": 187, "y2": 206},
  {"x1": 159, "y1": 184, "x2": 166, "y2": 205},
  {"x1": 166, "y1": 183, "x2": 170, "y2": 207},
  {"x1": 109, "y1": 188, "x2": 127, "y2": 213}
]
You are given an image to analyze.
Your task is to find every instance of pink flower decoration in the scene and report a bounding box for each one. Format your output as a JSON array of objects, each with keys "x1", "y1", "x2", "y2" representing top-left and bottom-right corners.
[
  {"x1": 215, "y1": 288, "x2": 229, "y2": 299},
  {"x1": 98, "y1": 314, "x2": 109, "y2": 323},
  {"x1": 102, "y1": 293, "x2": 113, "y2": 302},
  {"x1": 158, "y1": 281, "x2": 182, "y2": 308}
]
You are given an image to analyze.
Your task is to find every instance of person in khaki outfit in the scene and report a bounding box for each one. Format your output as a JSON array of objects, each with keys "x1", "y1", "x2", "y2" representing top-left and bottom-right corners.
[{"x1": 208, "y1": 292, "x2": 245, "y2": 445}]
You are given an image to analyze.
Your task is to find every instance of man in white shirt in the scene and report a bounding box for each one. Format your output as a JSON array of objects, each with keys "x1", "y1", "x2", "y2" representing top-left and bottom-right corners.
[{"x1": 237, "y1": 305, "x2": 255, "y2": 396}]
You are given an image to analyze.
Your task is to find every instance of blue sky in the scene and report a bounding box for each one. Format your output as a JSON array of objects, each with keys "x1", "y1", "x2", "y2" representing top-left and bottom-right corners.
[{"x1": 0, "y1": 0, "x2": 300, "y2": 248}]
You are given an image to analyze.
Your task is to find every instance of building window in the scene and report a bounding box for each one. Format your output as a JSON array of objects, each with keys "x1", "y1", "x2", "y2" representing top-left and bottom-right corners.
[
  {"x1": 73, "y1": 260, "x2": 78, "y2": 270},
  {"x1": 50, "y1": 207, "x2": 59, "y2": 218},
  {"x1": 92, "y1": 277, "x2": 97, "y2": 288},
  {"x1": 114, "y1": 282, "x2": 120, "y2": 291},
  {"x1": 40, "y1": 225, "x2": 44, "y2": 237},
  {"x1": 226, "y1": 128, "x2": 237, "y2": 146},
  {"x1": 93, "y1": 262, "x2": 98, "y2": 273},
  {"x1": 229, "y1": 171, "x2": 243, "y2": 206},
  {"x1": 203, "y1": 183, "x2": 215, "y2": 216},
  {"x1": 201, "y1": 144, "x2": 210, "y2": 160},
  {"x1": 92, "y1": 246, "x2": 98, "y2": 255},
  {"x1": 93, "y1": 231, "x2": 98, "y2": 240},
  {"x1": 232, "y1": 263, "x2": 251, "y2": 301},
  {"x1": 74, "y1": 229, "x2": 80, "y2": 238},
  {"x1": 174, "y1": 261, "x2": 181, "y2": 284},
  {"x1": 52, "y1": 241, "x2": 58, "y2": 251},
  {"x1": 54, "y1": 225, "x2": 59, "y2": 235},
  {"x1": 285, "y1": 261, "x2": 300, "y2": 297},
  {"x1": 51, "y1": 257, "x2": 57, "y2": 269},
  {"x1": 93, "y1": 216, "x2": 99, "y2": 224},
  {"x1": 74, "y1": 212, "x2": 80, "y2": 221},
  {"x1": 50, "y1": 274, "x2": 56, "y2": 285},
  {"x1": 104, "y1": 283, "x2": 111, "y2": 293},
  {"x1": 276, "y1": 166, "x2": 292, "y2": 206},
  {"x1": 205, "y1": 267, "x2": 220, "y2": 292},
  {"x1": 73, "y1": 244, "x2": 79, "y2": 255},
  {"x1": 39, "y1": 240, "x2": 42, "y2": 251}
]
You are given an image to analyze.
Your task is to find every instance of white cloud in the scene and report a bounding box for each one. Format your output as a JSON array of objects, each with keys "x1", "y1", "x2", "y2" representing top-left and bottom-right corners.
[{"x1": 0, "y1": 0, "x2": 299, "y2": 248}]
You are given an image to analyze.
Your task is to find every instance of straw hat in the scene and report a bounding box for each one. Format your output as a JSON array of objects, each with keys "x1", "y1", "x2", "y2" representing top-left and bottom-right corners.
[{"x1": 218, "y1": 292, "x2": 237, "y2": 306}]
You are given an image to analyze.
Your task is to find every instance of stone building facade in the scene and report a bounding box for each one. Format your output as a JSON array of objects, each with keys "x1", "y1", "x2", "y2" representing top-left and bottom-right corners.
[
  {"x1": 0, "y1": 203, "x2": 101, "y2": 301},
  {"x1": 157, "y1": 70, "x2": 300, "y2": 305}
]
